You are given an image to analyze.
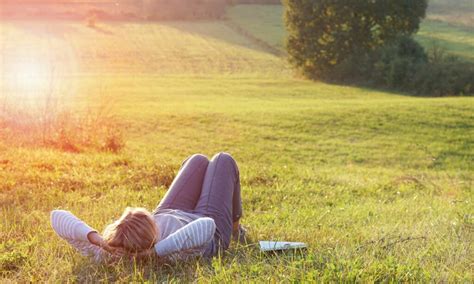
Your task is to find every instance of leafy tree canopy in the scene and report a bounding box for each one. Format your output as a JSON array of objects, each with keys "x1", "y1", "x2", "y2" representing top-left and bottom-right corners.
[{"x1": 284, "y1": 0, "x2": 428, "y2": 79}]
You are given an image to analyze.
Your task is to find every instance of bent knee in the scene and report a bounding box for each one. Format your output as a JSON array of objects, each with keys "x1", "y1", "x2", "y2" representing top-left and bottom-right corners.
[
  {"x1": 214, "y1": 152, "x2": 238, "y2": 168},
  {"x1": 215, "y1": 152, "x2": 234, "y2": 161},
  {"x1": 184, "y1": 153, "x2": 209, "y2": 167},
  {"x1": 190, "y1": 153, "x2": 209, "y2": 162}
]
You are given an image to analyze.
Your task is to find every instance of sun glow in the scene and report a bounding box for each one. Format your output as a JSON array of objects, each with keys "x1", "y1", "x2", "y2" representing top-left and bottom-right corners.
[
  {"x1": 4, "y1": 57, "x2": 53, "y2": 93},
  {"x1": 11, "y1": 60, "x2": 51, "y2": 90},
  {"x1": 1, "y1": 35, "x2": 78, "y2": 105}
]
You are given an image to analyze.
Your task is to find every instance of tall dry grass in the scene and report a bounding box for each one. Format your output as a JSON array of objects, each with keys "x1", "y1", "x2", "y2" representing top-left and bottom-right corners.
[{"x1": 0, "y1": 79, "x2": 124, "y2": 153}]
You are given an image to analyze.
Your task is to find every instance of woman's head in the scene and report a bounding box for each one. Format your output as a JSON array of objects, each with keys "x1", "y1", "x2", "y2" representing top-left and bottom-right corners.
[{"x1": 103, "y1": 207, "x2": 158, "y2": 252}]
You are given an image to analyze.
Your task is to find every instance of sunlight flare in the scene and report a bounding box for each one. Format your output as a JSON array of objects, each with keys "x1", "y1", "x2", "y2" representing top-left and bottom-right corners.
[{"x1": 2, "y1": 51, "x2": 54, "y2": 94}]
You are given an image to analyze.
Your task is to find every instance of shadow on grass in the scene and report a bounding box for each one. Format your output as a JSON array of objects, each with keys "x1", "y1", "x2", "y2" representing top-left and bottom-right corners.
[
  {"x1": 69, "y1": 242, "x2": 311, "y2": 281},
  {"x1": 319, "y1": 80, "x2": 423, "y2": 98},
  {"x1": 71, "y1": 259, "x2": 202, "y2": 282}
]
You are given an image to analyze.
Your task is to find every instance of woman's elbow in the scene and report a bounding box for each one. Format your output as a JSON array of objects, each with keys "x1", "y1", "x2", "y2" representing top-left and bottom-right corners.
[
  {"x1": 50, "y1": 210, "x2": 61, "y2": 225},
  {"x1": 50, "y1": 210, "x2": 71, "y2": 234}
]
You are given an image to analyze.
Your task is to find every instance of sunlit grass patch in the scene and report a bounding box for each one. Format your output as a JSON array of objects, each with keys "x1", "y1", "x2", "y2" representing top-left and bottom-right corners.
[{"x1": 0, "y1": 21, "x2": 289, "y2": 76}]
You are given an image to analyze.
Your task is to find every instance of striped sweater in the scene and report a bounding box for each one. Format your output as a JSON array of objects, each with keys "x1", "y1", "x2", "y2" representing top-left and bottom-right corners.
[{"x1": 50, "y1": 209, "x2": 217, "y2": 262}]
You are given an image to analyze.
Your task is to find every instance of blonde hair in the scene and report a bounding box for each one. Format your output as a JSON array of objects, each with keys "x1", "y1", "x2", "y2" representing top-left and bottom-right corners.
[{"x1": 103, "y1": 207, "x2": 158, "y2": 252}]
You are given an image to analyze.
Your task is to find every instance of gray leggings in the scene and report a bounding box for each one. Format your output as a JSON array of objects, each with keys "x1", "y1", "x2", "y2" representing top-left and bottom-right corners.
[{"x1": 155, "y1": 152, "x2": 242, "y2": 250}]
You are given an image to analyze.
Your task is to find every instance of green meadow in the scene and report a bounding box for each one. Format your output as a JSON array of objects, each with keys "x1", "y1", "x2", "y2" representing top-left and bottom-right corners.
[{"x1": 1, "y1": 3, "x2": 473, "y2": 282}]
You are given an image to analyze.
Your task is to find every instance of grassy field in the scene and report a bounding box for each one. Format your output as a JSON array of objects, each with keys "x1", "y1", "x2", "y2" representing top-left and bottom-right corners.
[{"x1": 1, "y1": 3, "x2": 473, "y2": 283}]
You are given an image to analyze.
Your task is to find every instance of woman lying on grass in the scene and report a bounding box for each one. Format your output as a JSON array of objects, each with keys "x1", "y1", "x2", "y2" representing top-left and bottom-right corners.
[{"x1": 51, "y1": 152, "x2": 247, "y2": 262}]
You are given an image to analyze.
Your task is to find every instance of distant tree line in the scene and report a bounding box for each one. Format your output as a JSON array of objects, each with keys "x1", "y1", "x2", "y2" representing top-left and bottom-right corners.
[
  {"x1": 1, "y1": 0, "x2": 282, "y2": 21},
  {"x1": 284, "y1": 0, "x2": 473, "y2": 96},
  {"x1": 0, "y1": 0, "x2": 230, "y2": 21},
  {"x1": 227, "y1": 0, "x2": 281, "y2": 4},
  {"x1": 139, "y1": 0, "x2": 282, "y2": 20},
  {"x1": 140, "y1": 0, "x2": 227, "y2": 20}
]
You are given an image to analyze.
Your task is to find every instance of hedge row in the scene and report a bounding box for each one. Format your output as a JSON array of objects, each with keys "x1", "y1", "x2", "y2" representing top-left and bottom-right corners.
[{"x1": 330, "y1": 36, "x2": 474, "y2": 96}]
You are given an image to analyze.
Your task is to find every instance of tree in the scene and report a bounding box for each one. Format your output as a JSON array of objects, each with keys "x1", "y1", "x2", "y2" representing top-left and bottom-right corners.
[{"x1": 284, "y1": 0, "x2": 428, "y2": 80}]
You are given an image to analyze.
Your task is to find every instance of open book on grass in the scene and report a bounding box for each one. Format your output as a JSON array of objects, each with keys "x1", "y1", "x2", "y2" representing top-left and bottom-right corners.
[{"x1": 259, "y1": 241, "x2": 307, "y2": 252}]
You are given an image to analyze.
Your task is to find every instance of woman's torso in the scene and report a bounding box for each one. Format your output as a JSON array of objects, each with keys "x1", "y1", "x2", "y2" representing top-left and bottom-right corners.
[{"x1": 153, "y1": 208, "x2": 217, "y2": 257}]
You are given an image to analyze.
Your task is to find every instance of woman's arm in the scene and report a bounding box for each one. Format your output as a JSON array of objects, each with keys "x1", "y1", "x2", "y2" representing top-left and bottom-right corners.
[
  {"x1": 154, "y1": 217, "x2": 216, "y2": 257},
  {"x1": 50, "y1": 210, "x2": 110, "y2": 261}
]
